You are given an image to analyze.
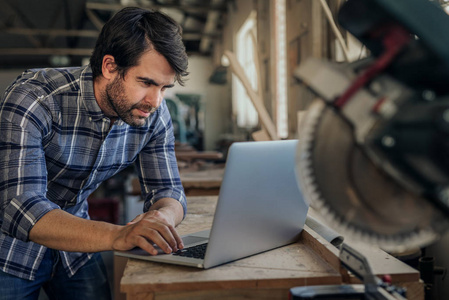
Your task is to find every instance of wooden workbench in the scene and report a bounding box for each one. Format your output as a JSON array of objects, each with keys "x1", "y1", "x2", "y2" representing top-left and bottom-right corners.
[{"x1": 118, "y1": 196, "x2": 423, "y2": 300}]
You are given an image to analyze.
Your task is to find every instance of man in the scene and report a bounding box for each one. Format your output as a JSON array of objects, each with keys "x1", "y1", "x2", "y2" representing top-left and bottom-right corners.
[{"x1": 0, "y1": 7, "x2": 188, "y2": 300}]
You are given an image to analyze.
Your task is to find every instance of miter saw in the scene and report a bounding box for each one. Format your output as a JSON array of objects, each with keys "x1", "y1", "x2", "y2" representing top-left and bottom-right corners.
[
  {"x1": 292, "y1": 0, "x2": 449, "y2": 298},
  {"x1": 295, "y1": 0, "x2": 449, "y2": 253}
]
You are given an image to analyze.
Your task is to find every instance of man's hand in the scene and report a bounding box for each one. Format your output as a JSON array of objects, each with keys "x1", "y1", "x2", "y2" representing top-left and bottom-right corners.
[{"x1": 112, "y1": 207, "x2": 184, "y2": 255}]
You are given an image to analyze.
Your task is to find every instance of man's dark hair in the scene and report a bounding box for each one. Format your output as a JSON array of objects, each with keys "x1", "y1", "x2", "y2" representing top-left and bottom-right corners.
[{"x1": 90, "y1": 7, "x2": 189, "y2": 85}]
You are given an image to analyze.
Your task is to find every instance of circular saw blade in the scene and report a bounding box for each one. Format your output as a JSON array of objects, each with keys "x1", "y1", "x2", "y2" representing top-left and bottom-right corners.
[{"x1": 297, "y1": 99, "x2": 449, "y2": 251}]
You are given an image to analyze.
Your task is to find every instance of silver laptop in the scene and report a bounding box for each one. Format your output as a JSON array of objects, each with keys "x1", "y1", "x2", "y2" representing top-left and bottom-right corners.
[{"x1": 115, "y1": 140, "x2": 309, "y2": 269}]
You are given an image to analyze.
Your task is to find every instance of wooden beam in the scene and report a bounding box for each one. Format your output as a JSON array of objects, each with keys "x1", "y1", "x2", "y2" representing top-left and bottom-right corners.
[
  {"x1": 0, "y1": 48, "x2": 93, "y2": 56},
  {"x1": 183, "y1": 31, "x2": 221, "y2": 40},
  {"x1": 2, "y1": 28, "x2": 100, "y2": 38},
  {"x1": 2, "y1": 0, "x2": 43, "y2": 48},
  {"x1": 86, "y1": 2, "x2": 227, "y2": 13},
  {"x1": 199, "y1": 0, "x2": 225, "y2": 54},
  {"x1": 224, "y1": 50, "x2": 279, "y2": 140},
  {"x1": 311, "y1": 0, "x2": 324, "y2": 59},
  {"x1": 85, "y1": 8, "x2": 105, "y2": 31},
  {"x1": 0, "y1": 29, "x2": 218, "y2": 42}
]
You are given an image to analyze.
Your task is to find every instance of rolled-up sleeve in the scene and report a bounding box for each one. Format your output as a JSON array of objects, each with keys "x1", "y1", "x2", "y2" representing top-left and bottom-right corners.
[
  {"x1": 0, "y1": 87, "x2": 59, "y2": 241},
  {"x1": 135, "y1": 102, "x2": 187, "y2": 217},
  {"x1": 2, "y1": 193, "x2": 59, "y2": 242}
]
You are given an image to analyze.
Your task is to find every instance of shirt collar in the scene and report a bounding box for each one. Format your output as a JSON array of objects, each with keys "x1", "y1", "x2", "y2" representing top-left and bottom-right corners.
[{"x1": 80, "y1": 65, "x2": 107, "y2": 122}]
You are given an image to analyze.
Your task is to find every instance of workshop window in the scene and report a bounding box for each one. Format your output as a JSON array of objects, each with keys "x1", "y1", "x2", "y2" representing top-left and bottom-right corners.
[{"x1": 232, "y1": 11, "x2": 258, "y2": 129}]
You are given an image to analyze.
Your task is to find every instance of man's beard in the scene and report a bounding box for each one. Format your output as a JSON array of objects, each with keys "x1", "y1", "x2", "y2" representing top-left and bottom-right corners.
[{"x1": 104, "y1": 77, "x2": 156, "y2": 127}]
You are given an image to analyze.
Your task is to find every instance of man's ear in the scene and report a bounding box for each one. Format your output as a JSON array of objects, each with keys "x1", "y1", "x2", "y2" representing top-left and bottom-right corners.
[{"x1": 101, "y1": 55, "x2": 117, "y2": 80}]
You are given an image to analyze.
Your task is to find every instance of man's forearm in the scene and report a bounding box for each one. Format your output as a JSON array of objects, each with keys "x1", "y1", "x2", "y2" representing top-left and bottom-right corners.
[
  {"x1": 29, "y1": 209, "x2": 120, "y2": 252},
  {"x1": 29, "y1": 197, "x2": 185, "y2": 253}
]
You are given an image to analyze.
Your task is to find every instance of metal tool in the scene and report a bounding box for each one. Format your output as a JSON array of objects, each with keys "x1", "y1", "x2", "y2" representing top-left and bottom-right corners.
[
  {"x1": 289, "y1": 244, "x2": 407, "y2": 300},
  {"x1": 295, "y1": 0, "x2": 449, "y2": 251}
]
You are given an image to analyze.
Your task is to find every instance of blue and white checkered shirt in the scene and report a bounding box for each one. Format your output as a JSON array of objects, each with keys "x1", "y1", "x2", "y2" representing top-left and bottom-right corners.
[{"x1": 0, "y1": 65, "x2": 186, "y2": 280}]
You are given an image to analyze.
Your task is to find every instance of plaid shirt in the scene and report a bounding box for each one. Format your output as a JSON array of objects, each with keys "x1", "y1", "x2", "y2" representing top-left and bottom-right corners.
[{"x1": 0, "y1": 65, "x2": 186, "y2": 280}]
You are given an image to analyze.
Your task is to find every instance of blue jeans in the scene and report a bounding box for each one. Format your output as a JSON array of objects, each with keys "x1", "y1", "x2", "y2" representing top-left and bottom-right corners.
[{"x1": 0, "y1": 249, "x2": 111, "y2": 300}]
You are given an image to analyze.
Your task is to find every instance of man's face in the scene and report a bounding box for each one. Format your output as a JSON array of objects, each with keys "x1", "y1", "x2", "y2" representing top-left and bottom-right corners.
[{"x1": 102, "y1": 50, "x2": 176, "y2": 127}]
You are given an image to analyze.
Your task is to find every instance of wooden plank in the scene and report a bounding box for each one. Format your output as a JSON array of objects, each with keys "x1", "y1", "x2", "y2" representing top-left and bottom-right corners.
[
  {"x1": 251, "y1": 129, "x2": 271, "y2": 141},
  {"x1": 175, "y1": 151, "x2": 223, "y2": 161},
  {"x1": 180, "y1": 168, "x2": 224, "y2": 189},
  {"x1": 347, "y1": 243, "x2": 421, "y2": 283},
  {"x1": 180, "y1": 166, "x2": 222, "y2": 195},
  {"x1": 300, "y1": 225, "x2": 347, "y2": 279},
  {"x1": 183, "y1": 188, "x2": 220, "y2": 197}
]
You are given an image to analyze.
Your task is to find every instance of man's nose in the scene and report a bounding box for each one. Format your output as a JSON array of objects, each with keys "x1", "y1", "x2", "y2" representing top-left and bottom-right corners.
[{"x1": 145, "y1": 87, "x2": 162, "y2": 108}]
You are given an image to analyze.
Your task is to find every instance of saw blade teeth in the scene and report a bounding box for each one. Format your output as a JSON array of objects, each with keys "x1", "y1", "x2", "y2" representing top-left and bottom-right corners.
[{"x1": 319, "y1": 205, "x2": 444, "y2": 251}]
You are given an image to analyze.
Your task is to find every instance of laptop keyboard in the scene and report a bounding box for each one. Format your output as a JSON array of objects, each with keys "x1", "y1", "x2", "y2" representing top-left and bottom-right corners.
[{"x1": 173, "y1": 243, "x2": 208, "y2": 259}]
